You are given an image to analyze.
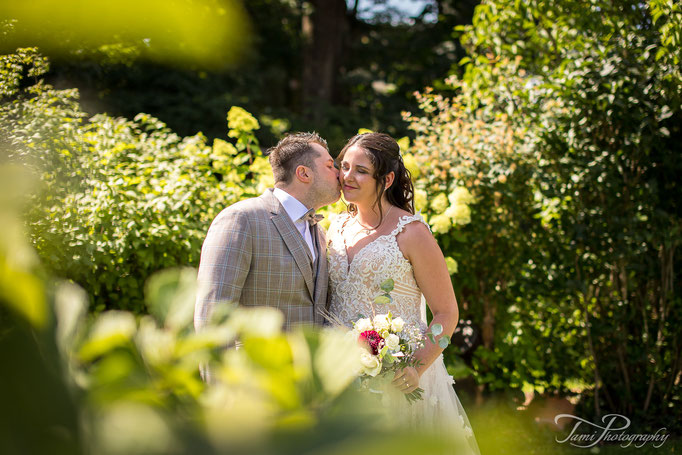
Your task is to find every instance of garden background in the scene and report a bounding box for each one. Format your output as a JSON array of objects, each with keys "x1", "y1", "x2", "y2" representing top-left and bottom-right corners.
[{"x1": 1, "y1": 0, "x2": 680, "y2": 454}]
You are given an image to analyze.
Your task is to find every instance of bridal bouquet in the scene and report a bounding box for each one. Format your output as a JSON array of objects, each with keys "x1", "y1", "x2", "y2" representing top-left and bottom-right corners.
[
  {"x1": 351, "y1": 310, "x2": 425, "y2": 403},
  {"x1": 349, "y1": 279, "x2": 451, "y2": 404}
]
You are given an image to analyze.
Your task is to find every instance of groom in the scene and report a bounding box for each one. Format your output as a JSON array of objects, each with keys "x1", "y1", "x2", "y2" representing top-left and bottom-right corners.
[{"x1": 194, "y1": 132, "x2": 341, "y2": 337}]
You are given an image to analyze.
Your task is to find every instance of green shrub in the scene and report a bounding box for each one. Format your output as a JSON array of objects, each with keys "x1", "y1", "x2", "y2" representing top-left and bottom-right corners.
[
  {"x1": 406, "y1": 0, "x2": 682, "y2": 429},
  {"x1": 2, "y1": 48, "x2": 273, "y2": 312}
]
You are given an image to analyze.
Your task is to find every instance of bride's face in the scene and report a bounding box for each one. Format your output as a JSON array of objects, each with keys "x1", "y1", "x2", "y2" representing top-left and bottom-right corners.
[{"x1": 339, "y1": 145, "x2": 379, "y2": 205}]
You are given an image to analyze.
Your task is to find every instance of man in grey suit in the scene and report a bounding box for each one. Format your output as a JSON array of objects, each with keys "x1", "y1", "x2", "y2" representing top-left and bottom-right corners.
[{"x1": 194, "y1": 132, "x2": 341, "y2": 339}]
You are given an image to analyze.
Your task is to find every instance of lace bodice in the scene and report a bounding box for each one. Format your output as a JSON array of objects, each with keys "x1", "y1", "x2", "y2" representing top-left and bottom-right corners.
[{"x1": 327, "y1": 212, "x2": 429, "y2": 331}]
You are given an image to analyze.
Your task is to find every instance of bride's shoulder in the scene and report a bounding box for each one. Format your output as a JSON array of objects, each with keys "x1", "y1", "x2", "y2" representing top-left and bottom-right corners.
[
  {"x1": 391, "y1": 209, "x2": 431, "y2": 235},
  {"x1": 394, "y1": 212, "x2": 437, "y2": 259}
]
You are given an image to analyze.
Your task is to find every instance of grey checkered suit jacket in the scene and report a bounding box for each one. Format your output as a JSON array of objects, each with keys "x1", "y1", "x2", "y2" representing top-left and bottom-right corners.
[{"x1": 194, "y1": 188, "x2": 329, "y2": 332}]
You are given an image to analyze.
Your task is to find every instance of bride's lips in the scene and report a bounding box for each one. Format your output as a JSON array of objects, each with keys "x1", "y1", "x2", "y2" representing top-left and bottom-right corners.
[{"x1": 343, "y1": 184, "x2": 356, "y2": 191}]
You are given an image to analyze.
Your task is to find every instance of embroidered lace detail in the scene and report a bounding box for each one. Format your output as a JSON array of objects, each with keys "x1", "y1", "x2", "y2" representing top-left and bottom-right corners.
[
  {"x1": 327, "y1": 212, "x2": 430, "y2": 331},
  {"x1": 326, "y1": 211, "x2": 481, "y2": 455}
]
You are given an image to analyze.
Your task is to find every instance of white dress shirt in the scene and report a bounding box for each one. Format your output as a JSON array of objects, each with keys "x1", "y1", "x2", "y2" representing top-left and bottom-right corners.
[{"x1": 272, "y1": 188, "x2": 316, "y2": 261}]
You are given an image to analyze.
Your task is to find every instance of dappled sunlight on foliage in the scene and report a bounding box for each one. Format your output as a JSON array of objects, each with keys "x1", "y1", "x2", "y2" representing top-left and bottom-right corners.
[
  {"x1": 2, "y1": 50, "x2": 273, "y2": 311},
  {"x1": 2, "y1": 0, "x2": 681, "y2": 449}
]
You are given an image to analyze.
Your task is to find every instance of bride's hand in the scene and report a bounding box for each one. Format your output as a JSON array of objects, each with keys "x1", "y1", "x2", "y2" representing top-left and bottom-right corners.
[{"x1": 392, "y1": 366, "x2": 420, "y2": 394}]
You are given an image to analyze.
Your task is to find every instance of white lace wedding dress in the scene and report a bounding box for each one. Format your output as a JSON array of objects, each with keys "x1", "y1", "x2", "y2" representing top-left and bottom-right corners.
[{"x1": 328, "y1": 212, "x2": 480, "y2": 454}]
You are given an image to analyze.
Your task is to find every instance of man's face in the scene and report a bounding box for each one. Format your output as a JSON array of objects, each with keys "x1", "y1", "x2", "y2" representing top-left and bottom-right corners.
[{"x1": 309, "y1": 142, "x2": 341, "y2": 208}]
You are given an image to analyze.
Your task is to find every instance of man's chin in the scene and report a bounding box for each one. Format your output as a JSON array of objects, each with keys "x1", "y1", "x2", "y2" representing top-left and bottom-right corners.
[{"x1": 329, "y1": 193, "x2": 342, "y2": 205}]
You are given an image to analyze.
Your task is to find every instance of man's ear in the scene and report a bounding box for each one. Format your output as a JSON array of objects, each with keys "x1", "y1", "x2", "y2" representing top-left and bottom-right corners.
[
  {"x1": 384, "y1": 171, "x2": 395, "y2": 190},
  {"x1": 295, "y1": 165, "x2": 312, "y2": 183}
]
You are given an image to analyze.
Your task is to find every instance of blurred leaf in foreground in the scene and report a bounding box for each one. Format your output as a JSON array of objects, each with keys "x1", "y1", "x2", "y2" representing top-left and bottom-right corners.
[{"x1": 0, "y1": 0, "x2": 252, "y2": 68}]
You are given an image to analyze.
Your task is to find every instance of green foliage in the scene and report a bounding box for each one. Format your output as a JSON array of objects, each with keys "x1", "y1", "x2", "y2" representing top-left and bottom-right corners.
[
  {"x1": 12, "y1": 0, "x2": 479, "y2": 151},
  {"x1": 2, "y1": 49, "x2": 273, "y2": 312},
  {"x1": 407, "y1": 0, "x2": 682, "y2": 428}
]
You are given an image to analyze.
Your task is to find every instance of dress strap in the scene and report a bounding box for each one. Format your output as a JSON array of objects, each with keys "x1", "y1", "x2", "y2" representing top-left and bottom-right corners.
[{"x1": 390, "y1": 212, "x2": 431, "y2": 236}]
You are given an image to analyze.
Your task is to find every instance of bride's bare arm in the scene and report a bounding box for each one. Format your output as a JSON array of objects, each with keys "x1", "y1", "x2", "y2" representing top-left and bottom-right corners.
[{"x1": 394, "y1": 221, "x2": 459, "y2": 392}]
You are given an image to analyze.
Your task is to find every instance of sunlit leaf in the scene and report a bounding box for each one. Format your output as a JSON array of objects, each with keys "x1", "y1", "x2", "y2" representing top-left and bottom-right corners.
[{"x1": 0, "y1": 0, "x2": 253, "y2": 68}]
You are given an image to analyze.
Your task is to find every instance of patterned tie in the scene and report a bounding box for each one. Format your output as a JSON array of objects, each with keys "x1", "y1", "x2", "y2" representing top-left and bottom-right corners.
[{"x1": 301, "y1": 208, "x2": 324, "y2": 226}]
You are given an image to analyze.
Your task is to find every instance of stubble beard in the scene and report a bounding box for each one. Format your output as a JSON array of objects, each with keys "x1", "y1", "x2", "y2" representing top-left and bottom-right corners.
[{"x1": 310, "y1": 180, "x2": 341, "y2": 209}]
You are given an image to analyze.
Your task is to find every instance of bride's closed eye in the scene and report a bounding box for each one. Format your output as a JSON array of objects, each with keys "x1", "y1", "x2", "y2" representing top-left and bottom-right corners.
[{"x1": 341, "y1": 162, "x2": 369, "y2": 174}]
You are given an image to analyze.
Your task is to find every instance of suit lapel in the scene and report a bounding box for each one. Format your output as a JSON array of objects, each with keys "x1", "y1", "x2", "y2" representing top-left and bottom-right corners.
[{"x1": 263, "y1": 190, "x2": 315, "y2": 299}]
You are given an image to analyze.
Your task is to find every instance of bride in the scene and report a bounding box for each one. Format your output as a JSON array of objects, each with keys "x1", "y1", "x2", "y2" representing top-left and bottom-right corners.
[{"x1": 327, "y1": 132, "x2": 480, "y2": 454}]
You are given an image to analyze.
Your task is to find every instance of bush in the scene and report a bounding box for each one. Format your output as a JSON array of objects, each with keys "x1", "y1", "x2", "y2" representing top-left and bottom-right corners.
[
  {"x1": 405, "y1": 0, "x2": 682, "y2": 429},
  {"x1": 2, "y1": 48, "x2": 273, "y2": 312}
]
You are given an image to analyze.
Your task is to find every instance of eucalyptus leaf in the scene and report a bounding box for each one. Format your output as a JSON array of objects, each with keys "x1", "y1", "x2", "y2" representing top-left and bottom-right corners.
[
  {"x1": 380, "y1": 278, "x2": 395, "y2": 292},
  {"x1": 374, "y1": 295, "x2": 391, "y2": 305},
  {"x1": 430, "y1": 323, "x2": 443, "y2": 337}
]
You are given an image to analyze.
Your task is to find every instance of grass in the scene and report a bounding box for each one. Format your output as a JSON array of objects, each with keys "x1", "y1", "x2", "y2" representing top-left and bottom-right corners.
[{"x1": 463, "y1": 397, "x2": 679, "y2": 455}]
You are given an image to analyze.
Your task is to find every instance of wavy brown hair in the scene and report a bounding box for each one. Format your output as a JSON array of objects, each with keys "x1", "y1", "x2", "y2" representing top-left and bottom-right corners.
[{"x1": 337, "y1": 132, "x2": 414, "y2": 227}]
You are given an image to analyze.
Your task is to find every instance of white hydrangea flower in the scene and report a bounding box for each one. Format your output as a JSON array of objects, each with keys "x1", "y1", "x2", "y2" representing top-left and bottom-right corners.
[
  {"x1": 414, "y1": 189, "x2": 428, "y2": 211},
  {"x1": 445, "y1": 257, "x2": 458, "y2": 275},
  {"x1": 430, "y1": 214, "x2": 452, "y2": 234},
  {"x1": 448, "y1": 186, "x2": 474, "y2": 205},
  {"x1": 430, "y1": 193, "x2": 449, "y2": 213},
  {"x1": 445, "y1": 203, "x2": 471, "y2": 226}
]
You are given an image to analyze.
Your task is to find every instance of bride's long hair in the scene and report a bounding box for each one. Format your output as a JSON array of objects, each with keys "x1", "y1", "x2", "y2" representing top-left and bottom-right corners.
[{"x1": 337, "y1": 132, "x2": 414, "y2": 226}]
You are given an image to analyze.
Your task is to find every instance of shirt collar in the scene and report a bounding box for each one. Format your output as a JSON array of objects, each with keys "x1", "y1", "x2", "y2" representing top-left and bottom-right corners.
[{"x1": 272, "y1": 187, "x2": 309, "y2": 223}]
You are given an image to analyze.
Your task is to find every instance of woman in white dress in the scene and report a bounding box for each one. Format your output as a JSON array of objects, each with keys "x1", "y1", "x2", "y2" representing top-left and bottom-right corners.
[{"x1": 327, "y1": 132, "x2": 480, "y2": 454}]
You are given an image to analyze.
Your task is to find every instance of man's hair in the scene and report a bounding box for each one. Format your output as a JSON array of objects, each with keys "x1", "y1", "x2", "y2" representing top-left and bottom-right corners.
[{"x1": 266, "y1": 132, "x2": 328, "y2": 184}]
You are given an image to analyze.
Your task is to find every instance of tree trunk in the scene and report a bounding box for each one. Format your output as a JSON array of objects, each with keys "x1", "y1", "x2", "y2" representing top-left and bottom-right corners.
[{"x1": 301, "y1": 0, "x2": 347, "y2": 123}]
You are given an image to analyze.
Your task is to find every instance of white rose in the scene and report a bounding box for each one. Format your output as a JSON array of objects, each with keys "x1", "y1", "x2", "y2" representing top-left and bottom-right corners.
[
  {"x1": 360, "y1": 351, "x2": 382, "y2": 377},
  {"x1": 373, "y1": 314, "x2": 391, "y2": 333},
  {"x1": 385, "y1": 333, "x2": 400, "y2": 351},
  {"x1": 354, "y1": 318, "x2": 373, "y2": 333},
  {"x1": 391, "y1": 317, "x2": 405, "y2": 333}
]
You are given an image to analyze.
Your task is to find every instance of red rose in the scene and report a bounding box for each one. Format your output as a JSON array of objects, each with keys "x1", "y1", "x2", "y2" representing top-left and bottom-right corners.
[{"x1": 359, "y1": 330, "x2": 385, "y2": 355}]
